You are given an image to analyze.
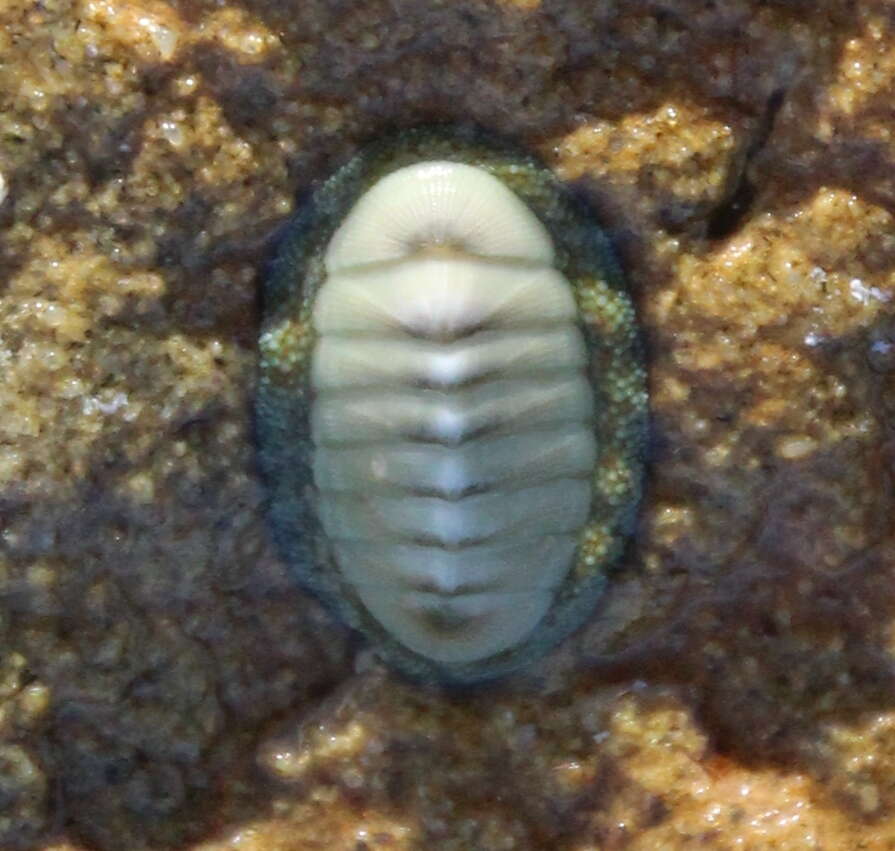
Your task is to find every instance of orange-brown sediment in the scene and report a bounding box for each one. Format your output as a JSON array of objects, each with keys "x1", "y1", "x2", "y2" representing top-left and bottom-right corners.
[{"x1": 1, "y1": 0, "x2": 893, "y2": 848}]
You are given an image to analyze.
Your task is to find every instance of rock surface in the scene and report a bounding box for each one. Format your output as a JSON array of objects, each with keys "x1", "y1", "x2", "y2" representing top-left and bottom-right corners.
[{"x1": 0, "y1": 0, "x2": 893, "y2": 848}]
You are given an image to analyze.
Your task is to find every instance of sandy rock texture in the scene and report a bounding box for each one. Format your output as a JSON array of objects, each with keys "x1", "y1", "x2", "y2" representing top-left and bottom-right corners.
[{"x1": 0, "y1": 0, "x2": 893, "y2": 848}]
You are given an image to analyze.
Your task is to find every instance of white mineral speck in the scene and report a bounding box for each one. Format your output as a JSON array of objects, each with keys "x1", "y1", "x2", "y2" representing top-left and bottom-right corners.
[
  {"x1": 809, "y1": 266, "x2": 827, "y2": 285},
  {"x1": 82, "y1": 392, "x2": 130, "y2": 417},
  {"x1": 138, "y1": 16, "x2": 179, "y2": 61},
  {"x1": 849, "y1": 277, "x2": 892, "y2": 304},
  {"x1": 159, "y1": 119, "x2": 185, "y2": 148},
  {"x1": 776, "y1": 434, "x2": 818, "y2": 460}
]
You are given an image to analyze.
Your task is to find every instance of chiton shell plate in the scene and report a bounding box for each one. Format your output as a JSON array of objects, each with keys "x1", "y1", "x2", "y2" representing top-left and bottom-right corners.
[{"x1": 257, "y1": 127, "x2": 647, "y2": 683}]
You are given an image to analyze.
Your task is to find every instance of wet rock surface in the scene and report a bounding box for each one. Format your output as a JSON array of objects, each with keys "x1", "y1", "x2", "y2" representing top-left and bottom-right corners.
[{"x1": 0, "y1": 0, "x2": 893, "y2": 848}]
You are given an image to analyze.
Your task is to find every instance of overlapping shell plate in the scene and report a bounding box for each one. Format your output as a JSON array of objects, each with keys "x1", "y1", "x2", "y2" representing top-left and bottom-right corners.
[{"x1": 256, "y1": 126, "x2": 648, "y2": 684}]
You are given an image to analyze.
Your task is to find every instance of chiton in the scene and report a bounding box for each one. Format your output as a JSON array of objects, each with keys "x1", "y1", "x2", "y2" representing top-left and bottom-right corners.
[{"x1": 257, "y1": 127, "x2": 647, "y2": 683}]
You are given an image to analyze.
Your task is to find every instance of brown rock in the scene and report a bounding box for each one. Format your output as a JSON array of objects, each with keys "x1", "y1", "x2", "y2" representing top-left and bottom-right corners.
[{"x1": 1, "y1": 0, "x2": 893, "y2": 848}]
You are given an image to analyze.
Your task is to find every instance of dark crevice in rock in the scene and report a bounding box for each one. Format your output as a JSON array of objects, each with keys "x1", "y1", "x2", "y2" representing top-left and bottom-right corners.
[{"x1": 706, "y1": 87, "x2": 786, "y2": 239}]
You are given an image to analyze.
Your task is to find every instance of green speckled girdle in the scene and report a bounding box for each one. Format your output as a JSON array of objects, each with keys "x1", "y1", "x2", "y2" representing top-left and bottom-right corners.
[{"x1": 256, "y1": 124, "x2": 648, "y2": 684}]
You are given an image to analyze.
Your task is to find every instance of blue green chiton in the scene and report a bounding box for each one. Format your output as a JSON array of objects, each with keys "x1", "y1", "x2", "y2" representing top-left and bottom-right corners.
[{"x1": 256, "y1": 126, "x2": 647, "y2": 683}]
